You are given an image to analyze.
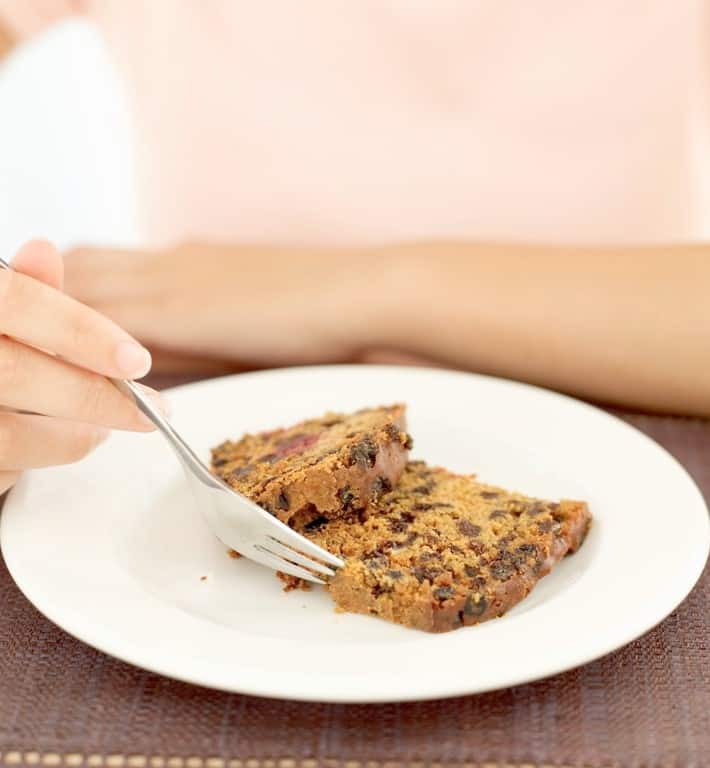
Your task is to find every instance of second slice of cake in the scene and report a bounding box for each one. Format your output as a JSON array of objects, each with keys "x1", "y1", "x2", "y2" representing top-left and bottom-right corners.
[{"x1": 294, "y1": 461, "x2": 591, "y2": 632}]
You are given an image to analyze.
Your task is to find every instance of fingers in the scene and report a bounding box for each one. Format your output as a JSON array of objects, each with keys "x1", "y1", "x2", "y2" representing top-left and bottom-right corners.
[
  {"x1": 0, "y1": 412, "x2": 108, "y2": 470},
  {"x1": 12, "y1": 239, "x2": 64, "y2": 290},
  {"x1": 0, "y1": 263, "x2": 152, "y2": 379},
  {"x1": 0, "y1": 471, "x2": 20, "y2": 496},
  {"x1": 0, "y1": 336, "x2": 163, "y2": 430}
]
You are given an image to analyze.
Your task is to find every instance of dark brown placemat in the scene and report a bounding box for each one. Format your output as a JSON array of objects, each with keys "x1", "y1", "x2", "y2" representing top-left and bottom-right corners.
[{"x1": 1, "y1": 394, "x2": 708, "y2": 768}]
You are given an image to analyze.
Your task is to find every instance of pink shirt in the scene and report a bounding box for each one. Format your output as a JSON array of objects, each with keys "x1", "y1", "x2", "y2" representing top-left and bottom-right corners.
[{"x1": 2, "y1": 0, "x2": 709, "y2": 246}]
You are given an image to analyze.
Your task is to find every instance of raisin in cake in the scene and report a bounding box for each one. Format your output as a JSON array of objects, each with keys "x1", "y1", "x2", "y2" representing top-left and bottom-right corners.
[
  {"x1": 211, "y1": 405, "x2": 412, "y2": 527},
  {"x1": 295, "y1": 461, "x2": 591, "y2": 632}
]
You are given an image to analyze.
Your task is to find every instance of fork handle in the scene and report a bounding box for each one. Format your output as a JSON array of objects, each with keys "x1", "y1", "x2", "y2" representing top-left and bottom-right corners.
[{"x1": 111, "y1": 379, "x2": 223, "y2": 489}]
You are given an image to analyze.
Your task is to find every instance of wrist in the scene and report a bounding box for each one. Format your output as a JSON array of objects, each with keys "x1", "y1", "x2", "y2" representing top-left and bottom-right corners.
[{"x1": 327, "y1": 244, "x2": 422, "y2": 355}]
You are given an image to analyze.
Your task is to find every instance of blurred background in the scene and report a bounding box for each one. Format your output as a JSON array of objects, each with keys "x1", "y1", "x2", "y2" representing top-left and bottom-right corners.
[
  {"x1": 0, "y1": 18, "x2": 139, "y2": 254},
  {"x1": 5, "y1": 4, "x2": 710, "y2": 256}
]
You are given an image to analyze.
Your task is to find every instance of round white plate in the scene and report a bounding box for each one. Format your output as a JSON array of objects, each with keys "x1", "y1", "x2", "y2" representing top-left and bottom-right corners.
[{"x1": 2, "y1": 366, "x2": 708, "y2": 702}]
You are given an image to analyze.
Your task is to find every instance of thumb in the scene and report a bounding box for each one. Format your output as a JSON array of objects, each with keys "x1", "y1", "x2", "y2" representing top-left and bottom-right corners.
[{"x1": 11, "y1": 239, "x2": 64, "y2": 290}]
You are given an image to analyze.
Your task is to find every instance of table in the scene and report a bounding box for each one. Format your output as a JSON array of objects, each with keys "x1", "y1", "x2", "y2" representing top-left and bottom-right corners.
[{"x1": 1, "y1": 373, "x2": 708, "y2": 768}]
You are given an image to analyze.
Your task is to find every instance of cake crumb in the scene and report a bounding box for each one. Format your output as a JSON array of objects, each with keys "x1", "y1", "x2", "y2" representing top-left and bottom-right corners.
[
  {"x1": 227, "y1": 549, "x2": 241, "y2": 559},
  {"x1": 200, "y1": 575, "x2": 207, "y2": 581},
  {"x1": 277, "y1": 571, "x2": 311, "y2": 592}
]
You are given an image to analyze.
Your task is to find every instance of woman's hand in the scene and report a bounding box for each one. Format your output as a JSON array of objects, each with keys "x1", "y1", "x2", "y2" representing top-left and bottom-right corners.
[
  {"x1": 64, "y1": 242, "x2": 392, "y2": 369},
  {"x1": 0, "y1": 240, "x2": 167, "y2": 495}
]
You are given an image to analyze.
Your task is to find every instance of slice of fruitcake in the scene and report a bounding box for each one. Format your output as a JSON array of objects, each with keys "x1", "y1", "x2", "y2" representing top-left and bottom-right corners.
[
  {"x1": 296, "y1": 461, "x2": 591, "y2": 632},
  {"x1": 211, "y1": 405, "x2": 412, "y2": 528}
]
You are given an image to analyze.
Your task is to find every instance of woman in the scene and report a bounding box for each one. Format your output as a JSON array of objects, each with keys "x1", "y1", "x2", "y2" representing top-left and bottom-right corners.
[{"x1": 0, "y1": 0, "x2": 709, "y2": 495}]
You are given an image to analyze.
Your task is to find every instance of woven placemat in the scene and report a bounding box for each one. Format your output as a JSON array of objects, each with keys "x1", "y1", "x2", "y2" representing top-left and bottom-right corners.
[{"x1": 1, "y1": 397, "x2": 708, "y2": 768}]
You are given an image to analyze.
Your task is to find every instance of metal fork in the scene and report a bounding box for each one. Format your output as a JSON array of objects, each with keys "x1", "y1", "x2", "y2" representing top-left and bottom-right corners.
[{"x1": 0, "y1": 255, "x2": 343, "y2": 584}]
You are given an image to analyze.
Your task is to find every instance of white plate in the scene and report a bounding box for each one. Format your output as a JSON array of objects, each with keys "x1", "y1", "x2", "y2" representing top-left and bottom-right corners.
[{"x1": 2, "y1": 366, "x2": 708, "y2": 702}]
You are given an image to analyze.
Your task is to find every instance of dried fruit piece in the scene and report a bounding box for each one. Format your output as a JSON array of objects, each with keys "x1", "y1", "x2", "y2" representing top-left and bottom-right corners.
[
  {"x1": 348, "y1": 438, "x2": 378, "y2": 469},
  {"x1": 463, "y1": 594, "x2": 488, "y2": 618},
  {"x1": 458, "y1": 520, "x2": 482, "y2": 537},
  {"x1": 371, "y1": 475, "x2": 393, "y2": 501},
  {"x1": 338, "y1": 486, "x2": 356, "y2": 512},
  {"x1": 434, "y1": 586, "x2": 456, "y2": 601}
]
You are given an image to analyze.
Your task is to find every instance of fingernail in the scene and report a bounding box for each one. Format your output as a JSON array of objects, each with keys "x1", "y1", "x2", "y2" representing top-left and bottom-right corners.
[
  {"x1": 115, "y1": 341, "x2": 152, "y2": 378},
  {"x1": 137, "y1": 384, "x2": 172, "y2": 419}
]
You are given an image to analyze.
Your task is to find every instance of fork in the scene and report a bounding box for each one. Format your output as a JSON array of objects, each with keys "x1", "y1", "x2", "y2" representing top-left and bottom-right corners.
[{"x1": 0, "y1": 255, "x2": 343, "y2": 584}]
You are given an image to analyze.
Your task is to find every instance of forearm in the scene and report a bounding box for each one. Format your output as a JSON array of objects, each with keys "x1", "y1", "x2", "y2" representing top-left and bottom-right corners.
[
  {"x1": 63, "y1": 239, "x2": 710, "y2": 415},
  {"x1": 363, "y1": 242, "x2": 710, "y2": 416}
]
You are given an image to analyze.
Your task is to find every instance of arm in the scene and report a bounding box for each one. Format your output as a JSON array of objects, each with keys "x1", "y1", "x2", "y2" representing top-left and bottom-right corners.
[
  {"x1": 366, "y1": 242, "x2": 710, "y2": 416},
  {"x1": 63, "y1": 241, "x2": 710, "y2": 416}
]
